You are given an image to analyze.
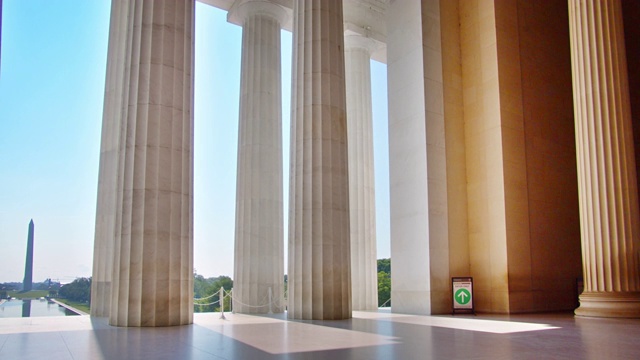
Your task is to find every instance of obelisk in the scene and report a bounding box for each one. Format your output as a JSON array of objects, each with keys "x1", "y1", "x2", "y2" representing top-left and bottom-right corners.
[{"x1": 23, "y1": 219, "x2": 34, "y2": 292}]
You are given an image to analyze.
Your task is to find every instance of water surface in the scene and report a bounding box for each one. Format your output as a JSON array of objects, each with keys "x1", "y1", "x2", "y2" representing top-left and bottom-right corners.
[{"x1": 0, "y1": 299, "x2": 80, "y2": 318}]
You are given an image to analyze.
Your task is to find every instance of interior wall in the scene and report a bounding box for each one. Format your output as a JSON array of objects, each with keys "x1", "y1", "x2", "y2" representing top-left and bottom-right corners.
[
  {"x1": 421, "y1": 0, "x2": 451, "y2": 315},
  {"x1": 387, "y1": 0, "x2": 452, "y2": 315},
  {"x1": 459, "y1": 0, "x2": 581, "y2": 313},
  {"x1": 622, "y1": 0, "x2": 640, "y2": 197},
  {"x1": 390, "y1": 0, "x2": 584, "y2": 314},
  {"x1": 387, "y1": 0, "x2": 432, "y2": 315},
  {"x1": 493, "y1": 0, "x2": 533, "y2": 313},
  {"x1": 440, "y1": 0, "x2": 470, "y2": 302},
  {"x1": 512, "y1": 0, "x2": 582, "y2": 312},
  {"x1": 459, "y1": 0, "x2": 510, "y2": 313}
]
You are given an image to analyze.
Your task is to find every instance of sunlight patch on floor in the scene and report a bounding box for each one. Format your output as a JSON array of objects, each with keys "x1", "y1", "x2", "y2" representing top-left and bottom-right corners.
[
  {"x1": 0, "y1": 315, "x2": 93, "y2": 335},
  {"x1": 195, "y1": 313, "x2": 400, "y2": 354},
  {"x1": 353, "y1": 311, "x2": 560, "y2": 334}
]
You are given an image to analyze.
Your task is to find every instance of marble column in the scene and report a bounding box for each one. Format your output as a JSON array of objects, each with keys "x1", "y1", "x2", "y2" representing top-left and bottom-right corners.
[
  {"x1": 107, "y1": 0, "x2": 195, "y2": 326},
  {"x1": 91, "y1": 0, "x2": 128, "y2": 317},
  {"x1": 229, "y1": 0, "x2": 286, "y2": 314},
  {"x1": 569, "y1": 0, "x2": 640, "y2": 318},
  {"x1": 344, "y1": 35, "x2": 378, "y2": 311},
  {"x1": 288, "y1": 0, "x2": 351, "y2": 320}
]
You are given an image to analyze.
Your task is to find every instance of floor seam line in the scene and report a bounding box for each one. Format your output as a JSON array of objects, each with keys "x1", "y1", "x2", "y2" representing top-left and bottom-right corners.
[{"x1": 58, "y1": 332, "x2": 75, "y2": 360}]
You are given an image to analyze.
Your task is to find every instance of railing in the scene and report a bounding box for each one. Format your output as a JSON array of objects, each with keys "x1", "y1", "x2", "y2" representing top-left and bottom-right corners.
[{"x1": 195, "y1": 288, "x2": 392, "y2": 318}]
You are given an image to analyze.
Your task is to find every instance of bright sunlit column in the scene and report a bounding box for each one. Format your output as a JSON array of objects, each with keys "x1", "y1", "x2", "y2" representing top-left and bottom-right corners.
[
  {"x1": 229, "y1": 0, "x2": 287, "y2": 315},
  {"x1": 288, "y1": 0, "x2": 352, "y2": 320},
  {"x1": 569, "y1": 0, "x2": 640, "y2": 318},
  {"x1": 344, "y1": 34, "x2": 378, "y2": 311},
  {"x1": 91, "y1": 0, "x2": 127, "y2": 318},
  {"x1": 106, "y1": 0, "x2": 195, "y2": 327}
]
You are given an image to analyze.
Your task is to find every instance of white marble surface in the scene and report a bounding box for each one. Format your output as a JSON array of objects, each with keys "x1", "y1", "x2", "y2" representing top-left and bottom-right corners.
[
  {"x1": 90, "y1": 0, "x2": 128, "y2": 318},
  {"x1": 3, "y1": 312, "x2": 639, "y2": 359},
  {"x1": 97, "y1": 0, "x2": 196, "y2": 327},
  {"x1": 387, "y1": 0, "x2": 430, "y2": 316},
  {"x1": 287, "y1": 0, "x2": 351, "y2": 320},
  {"x1": 345, "y1": 35, "x2": 378, "y2": 311},
  {"x1": 232, "y1": 0, "x2": 286, "y2": 315}
]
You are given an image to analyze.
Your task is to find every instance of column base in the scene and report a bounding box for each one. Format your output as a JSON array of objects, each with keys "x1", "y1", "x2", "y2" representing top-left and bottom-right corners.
[{"x1": 575, "y1": 291, "x2": 640, "y2": 318}]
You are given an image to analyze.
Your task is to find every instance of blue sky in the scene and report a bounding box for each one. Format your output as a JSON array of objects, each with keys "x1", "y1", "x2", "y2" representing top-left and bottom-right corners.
[{"x1": 0, "y1": 1, "x2": 389, "y2": 283}]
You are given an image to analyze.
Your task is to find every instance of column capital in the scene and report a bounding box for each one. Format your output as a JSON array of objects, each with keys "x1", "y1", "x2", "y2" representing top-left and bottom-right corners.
[
  {"x1": 344, "y1": 33, "x2": 383, "y2": 55},
  {"x1": 228, "y1": 0, "x2": 288, "y2": 26}
]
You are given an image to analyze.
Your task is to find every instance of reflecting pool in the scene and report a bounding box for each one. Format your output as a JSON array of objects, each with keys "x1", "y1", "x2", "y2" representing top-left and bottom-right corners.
[{"x1": 0, "y1": 299, "x2": 80, "y2": 318}]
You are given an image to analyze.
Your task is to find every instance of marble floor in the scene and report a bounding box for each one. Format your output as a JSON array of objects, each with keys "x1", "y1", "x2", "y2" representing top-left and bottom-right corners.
[{"x1": 1, "y1": 310, "x2": 639, "y2": 359}]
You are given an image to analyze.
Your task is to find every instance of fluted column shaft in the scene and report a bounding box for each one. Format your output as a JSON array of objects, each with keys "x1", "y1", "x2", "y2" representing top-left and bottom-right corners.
[
  {"x1": 108, "y1": 0, "x2": 195, "y2": 326},
  {"x1": 288, "y1": 0, "x2": 351, "y2": 320},
  {"x1": 344, "y1": 35, "x2": 378, "y2": 311},
  {"x1": 569, "y1": 0, "x2": 640, "y2": 317},
  {"x1": 231, "y1": 0, "x2": 286, "y2": 314},
  {"x1": 91, "y1": 0, "x2": 128, "y2": 317}
]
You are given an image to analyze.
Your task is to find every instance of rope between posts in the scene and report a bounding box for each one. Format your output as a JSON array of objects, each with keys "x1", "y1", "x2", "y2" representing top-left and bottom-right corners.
[
  {"x1": 226, "y1": 289, "x2": 285, "y2": 309},
  {"x1": 193, "y1": 292, "x2": 218, "y2": 301},
  {"x1": 195, "y1": 290, "x2": 389, "y2": 308},
  {"x1": 194, "y1": 288, "x2": 287, "y2": 311},
  {"x1": 227, "y1": 290, "x2": 272, "y2": 309},
  {"x1": 194, "y1": 299, "x2": 221, "y2": 306}
]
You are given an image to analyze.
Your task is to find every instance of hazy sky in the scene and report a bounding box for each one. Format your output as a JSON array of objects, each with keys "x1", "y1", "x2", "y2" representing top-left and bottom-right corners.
[{"x1": 0, "y1": 1, "x2": 389, "y2": 284}]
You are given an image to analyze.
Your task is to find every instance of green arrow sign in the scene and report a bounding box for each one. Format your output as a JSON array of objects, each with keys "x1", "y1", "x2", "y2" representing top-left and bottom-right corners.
[{"x1": 455, "y1": 288, "x2": 471, "y2": 305}]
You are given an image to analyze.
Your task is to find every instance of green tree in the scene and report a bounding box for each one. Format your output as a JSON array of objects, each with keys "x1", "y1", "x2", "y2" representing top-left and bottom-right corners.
[
  {"x1": 377, "y1": 258, "x2": 390, "y2": 274},
  {"x1": 377, "y1": 258, "x2": 391, "y2": 307},
  {"x1": 193, "y1": 274, "x2": 233, "y2": 313},
  {"x1": 284, "y1": 274, "x2": 288, "y2": 301},
  {"x1": 193, "y1": 273, "x2": 209, "y2": 299},
  {"x1": 378, "y1": 271, "x2": 391, "y2": 307},
  {"x1": 59, "y1": 277, "x2": 92, "y2": 303}
]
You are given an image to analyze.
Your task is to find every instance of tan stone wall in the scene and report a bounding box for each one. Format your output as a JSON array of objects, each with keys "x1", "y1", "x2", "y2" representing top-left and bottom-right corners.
[
  {"x1": 441, "y1": 0, "x2": 470, "y2": 305},
  {"x1": 509, "y1": 0, "x2": 582, "y2": 312},
  {"x1": 459, "y1": 0, "x2": 510, "y2": 313},
  {"x1": 494, "y1": 0, "x2": 533, "y2": 313},
  {"x1": 422, "y1": 0, "x2": 451, "y2": 315},
  {"x1": 622, "y1": 1, "x2": 640, "y2": 198},
  {"x1": 456, "y1": 0, "x2": 582, "y2": 313}
]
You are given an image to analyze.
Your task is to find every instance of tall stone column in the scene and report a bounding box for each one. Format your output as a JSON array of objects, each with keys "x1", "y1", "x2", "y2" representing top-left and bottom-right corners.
[
  {"x1": 91, "y1": 0, "x2": 128, "y2": 317},
  {"x1": 288, "y1": 0, "x2": 351, "y2": 320},
  {"x1": 569, "y1": 0, "x2": 640, "y2": 318},
  {"x1": 108, "y1": 0, "x2": 195, "y2": 326},
  {"x1": 344, "y1": 34, "x2": 378, "y2": 311},
  {"x1": 229, "y1": 0, "x2": 286, "y2": 314}
]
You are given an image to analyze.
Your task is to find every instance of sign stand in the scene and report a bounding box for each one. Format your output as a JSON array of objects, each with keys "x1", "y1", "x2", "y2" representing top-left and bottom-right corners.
[{"x1": 452, "y1": 277, "x2": 474, "y2": 315}]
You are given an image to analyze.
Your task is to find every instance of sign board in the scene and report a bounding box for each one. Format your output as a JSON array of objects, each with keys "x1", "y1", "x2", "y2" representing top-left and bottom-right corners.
[{"x1": 452, "y1": 277, "x2": 474, "y2": 314}]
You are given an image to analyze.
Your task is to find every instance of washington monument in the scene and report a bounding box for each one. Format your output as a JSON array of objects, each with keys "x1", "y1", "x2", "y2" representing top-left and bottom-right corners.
[{"x1": 23, "y1": 219, "x2": 34, "y2": 292}]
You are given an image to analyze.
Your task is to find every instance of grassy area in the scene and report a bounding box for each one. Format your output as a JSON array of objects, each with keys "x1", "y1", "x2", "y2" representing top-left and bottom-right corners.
[
  {"x1": 56, "y1": 299, "x2": 90, "y2": 314},
  {"x1": 7, "y1": 290, "x2": 49, "y2": 299}
]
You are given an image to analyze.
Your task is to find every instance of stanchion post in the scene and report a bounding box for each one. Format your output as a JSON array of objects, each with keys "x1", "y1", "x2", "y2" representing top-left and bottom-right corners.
[
  {"x1": 230, "y1": 289, "x2": 234, "y2": 314},
  {"x1": 219, "y1": 286, "x2": 226, "y2": 319},
  {"x1": 268, "y1": 287, "x2": 273, "y2": 314}
]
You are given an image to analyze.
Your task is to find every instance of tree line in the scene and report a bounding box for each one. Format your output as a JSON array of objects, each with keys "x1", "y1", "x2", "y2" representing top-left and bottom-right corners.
[
  {"x1": 377, "y1": 258, "x2": 391, "y2": 307},
  {"x1": 194, "y1": 273, "x2": 233, "y2": 312},
  {"x1": 18, "y1": 260, "x2": 390, "y2": 312},
  {"x1": 59, "y1": 277, "x2": 91, "y2": 303}
]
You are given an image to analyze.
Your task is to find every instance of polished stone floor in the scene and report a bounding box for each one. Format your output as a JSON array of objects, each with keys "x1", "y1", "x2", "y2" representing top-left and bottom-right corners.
[{"x1": 1, "y1": 310, "x2": 639, "y2": 359}]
